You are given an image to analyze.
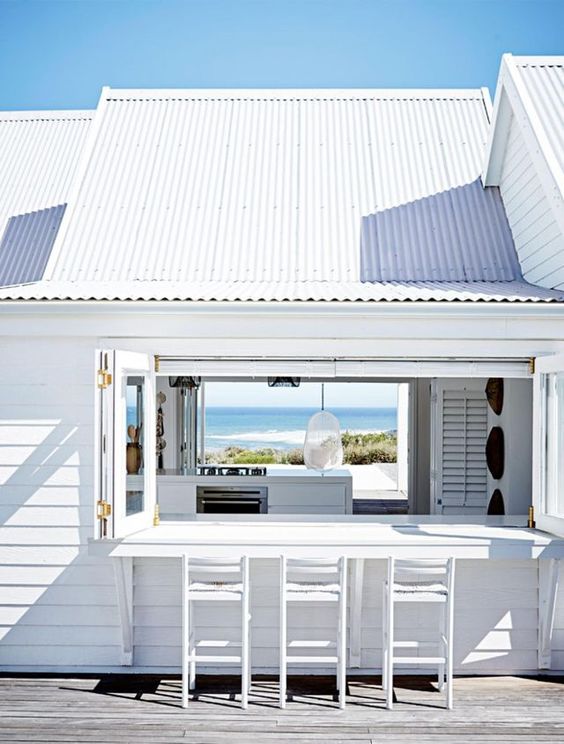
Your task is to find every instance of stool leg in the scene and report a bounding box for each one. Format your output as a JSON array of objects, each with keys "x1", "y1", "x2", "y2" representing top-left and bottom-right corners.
[
  {"x1": 189, "y1": 602, "x2": 196, "y2": 691},
  {"x1": 446, "y1": 590, "x2": 454, "y2": 710},
  {"x1": 181, "y1": 556, "x2": 189, "y2": 708},
  {"x1": 386, "y1": 585, "x2": 394, "y2": 710},
  {"x1": 279, "y1": 558, "x2": 287, "y2": 709},
  {"x1": 241, "y1": 557, "x2": 250, "y2": 709},
  {"x1": 438, "y1": 601, "x2": 445, "y2": 693},
  {"x1": 338, "y1": 557, "x2": 347, "y2": 709},
  {"x1": 382, "y1": 583, "x2": 387, "y2": 693}
]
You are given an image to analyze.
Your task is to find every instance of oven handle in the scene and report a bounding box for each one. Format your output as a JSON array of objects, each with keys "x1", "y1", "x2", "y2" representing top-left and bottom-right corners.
[{"x1": 199, "y1": 499, "x2": 264, "y2": 505}]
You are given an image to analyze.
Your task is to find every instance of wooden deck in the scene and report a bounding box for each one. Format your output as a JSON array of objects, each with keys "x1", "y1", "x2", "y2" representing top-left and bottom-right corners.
[{"x1": 1, "y1": 674, "x2": 564, "y2": 742}]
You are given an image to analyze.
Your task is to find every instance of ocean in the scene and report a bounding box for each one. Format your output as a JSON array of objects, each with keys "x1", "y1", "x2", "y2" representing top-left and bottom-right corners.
[
  {"x1": 130, "y1": 405, "x2": 397, "y2": 451},
  {"x1": 203, "y1": 406, "x2": 397, "y2": 451}
]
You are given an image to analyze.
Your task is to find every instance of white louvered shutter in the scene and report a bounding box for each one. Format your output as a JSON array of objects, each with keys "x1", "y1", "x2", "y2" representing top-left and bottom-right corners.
[{"x1": 431, "y1": 382, "x2": 488, "y2": 514}]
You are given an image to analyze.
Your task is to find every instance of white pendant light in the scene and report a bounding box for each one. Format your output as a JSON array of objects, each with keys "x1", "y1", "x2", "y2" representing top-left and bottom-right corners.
[{"x1": 303, "y1": 384, "x2": 343, "y2": 471}]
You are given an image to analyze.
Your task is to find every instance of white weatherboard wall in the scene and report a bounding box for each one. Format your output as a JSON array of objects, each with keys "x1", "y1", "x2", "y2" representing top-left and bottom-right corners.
[
  {"x1": 499, "y1": 117, "x2": 564, "y2": 288},
  {"x1": 0, "y1": 331, "x2": 560, "y2": 673},
  {"x1": 0, "y1": 337, "x2": 121, "y2": 668}
]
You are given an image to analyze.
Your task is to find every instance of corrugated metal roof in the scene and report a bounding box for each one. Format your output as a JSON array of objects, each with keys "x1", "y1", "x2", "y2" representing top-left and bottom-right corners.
[
  {"x1": 0, "y1": 279, "x2": 562, "y2": 303},
  {"x1": 516, "y1": 57, "x2": 564, "y2": 174},
  {"x1": 361, "y1": 179, "x2": 520, "y2": 281},
  {"x1": 0, "y1": 205, "x2": 66, "y2": 286},
  {"x1": 44, "y1": 88, "x2": 492, "y2": 286},
  {"x1": 0, "y1": 84, "x2": 561, "y2": 304},
  {"x1": 0, "y1": 110, "x2": 92, "y2": 287}
]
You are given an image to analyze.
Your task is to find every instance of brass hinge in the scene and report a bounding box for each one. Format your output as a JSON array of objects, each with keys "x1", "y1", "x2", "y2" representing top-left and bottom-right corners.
[
  {"x1": 529, "y1": 357, "x2": 536, "y2": 375},
  {"x1": 97, "y1": 368, "x2": 112, "y2": 389},
  {"x1": 154, "y1": 355, "x2": 160, "y2": 373},
  {"x1": 153, "y1": 503, "x2": 160, "y2": 527},
  {"x1": 96, "y1": 499, "x2": 112, "y2": 520}
]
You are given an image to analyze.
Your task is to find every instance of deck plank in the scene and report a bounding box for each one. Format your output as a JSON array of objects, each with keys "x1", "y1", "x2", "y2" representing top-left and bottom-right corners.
[{"x1": 0, "y1": 675, "x2": 563, "y2": 742}]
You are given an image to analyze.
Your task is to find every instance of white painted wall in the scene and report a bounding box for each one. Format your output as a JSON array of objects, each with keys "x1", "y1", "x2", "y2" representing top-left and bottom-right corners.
[
  {"x1": 488, "y1": 379, "x2": 533, "y2": 515},
  {"x1": 0, "y1": 337, "x2": 122, "y2": 668},
  {"x1": 499, "y1": 116, "x2": 564, "y2": 289}
]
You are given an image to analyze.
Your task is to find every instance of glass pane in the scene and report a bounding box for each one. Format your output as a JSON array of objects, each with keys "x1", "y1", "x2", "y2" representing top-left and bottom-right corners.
[
  {"x1": 545, "y1": 372, "x2": 564, "y2": 516},
  {"x1": 125, "y1": 375, "x2": 145, "y2": 516}
]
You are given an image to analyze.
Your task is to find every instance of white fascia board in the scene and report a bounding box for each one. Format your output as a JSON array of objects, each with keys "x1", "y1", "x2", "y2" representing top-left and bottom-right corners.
[
  {"x1": 511, "y1": 55, "x2": 564, "y2": 66},
  {"x1": 482, "y1": 54, "x2": 514, "y2": 185},
  {"x1": 103, "y1": 87, "x2": 484, "y2": 100},
  {"x1": 483, "y1": 55, "x2": 564, "y2": 236},
  {"x1": 3, "y1": 299, "x2": 564, "y2": 319}
]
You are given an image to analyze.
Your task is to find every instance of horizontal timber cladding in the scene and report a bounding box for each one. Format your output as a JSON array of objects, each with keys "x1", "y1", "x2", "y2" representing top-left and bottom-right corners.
[
  {"x1": 131, "y1": 558, "x2": 540, "y2": 674},
  {"x1": 0, "y1": 336, "x2": 123, "y2": 669},
  {"x1": 499, "y1": 117, "x2": 564, "y2": 289}
]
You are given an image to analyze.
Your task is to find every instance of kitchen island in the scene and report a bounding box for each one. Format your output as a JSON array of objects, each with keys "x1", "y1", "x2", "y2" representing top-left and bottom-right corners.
[{"x1": 155, "y1": 467, "x2": 354, "y2": 517}]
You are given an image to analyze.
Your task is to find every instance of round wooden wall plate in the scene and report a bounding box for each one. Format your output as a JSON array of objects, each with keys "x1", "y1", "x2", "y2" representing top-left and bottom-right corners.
[
  {"x1": 485, "y1": 378, "x2": 504, "y2": 416},
  {"x1": 486, "y1": 426, "x2": 505, "y2": 480},
  {"x1": 487, "y1": 488, "x2": 505, "y2": 515}
]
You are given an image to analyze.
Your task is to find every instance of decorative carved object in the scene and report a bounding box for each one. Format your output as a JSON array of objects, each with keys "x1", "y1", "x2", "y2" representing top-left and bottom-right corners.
[
  {"x1": 486, "y1": 426, "x2": 504, "y2": 480},
  {"x1": 485, "y1": 378, "x2": 504, "y2": 416},
  {"x1": 156, "y1": 391, "x2": 166, "y2": 470},
  {"x1": 487, "y1": 488, "x2": 505, "y2": 515}
]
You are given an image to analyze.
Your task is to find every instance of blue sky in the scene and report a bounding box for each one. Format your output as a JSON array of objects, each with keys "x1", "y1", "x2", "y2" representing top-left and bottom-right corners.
[
  {"x1": 204, "y1": 381, "x2": 399, "y2": 407},
  {"x1": 0, "y1": 0, "x2": 562, "y2": 110}
]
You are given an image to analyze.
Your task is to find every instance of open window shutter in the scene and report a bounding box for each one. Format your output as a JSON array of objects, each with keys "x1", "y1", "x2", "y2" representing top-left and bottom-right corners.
[{"x1": 432, "y1": 382, "x2": 488, "y2": 513}]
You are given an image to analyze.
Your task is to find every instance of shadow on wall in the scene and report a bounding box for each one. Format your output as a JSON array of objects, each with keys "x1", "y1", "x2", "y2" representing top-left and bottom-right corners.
[
  {"x1": 360, "y1": 180, "x2": 521, "y2": 283},
  {"x1": 0, "y1": 345, "x2": 122, "y2": 669},
  {"x1": 0, "y1": 204, "x2": 66, "y2": 287}
]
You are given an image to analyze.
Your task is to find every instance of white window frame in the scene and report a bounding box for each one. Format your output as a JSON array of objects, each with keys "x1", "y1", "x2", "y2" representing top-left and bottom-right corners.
[
  {"x1": 533, "y1": 353, "x2": 564, "y2": 536},
  {"x1": 95, "y1": 349, "x2": 156, "y2": 538}
]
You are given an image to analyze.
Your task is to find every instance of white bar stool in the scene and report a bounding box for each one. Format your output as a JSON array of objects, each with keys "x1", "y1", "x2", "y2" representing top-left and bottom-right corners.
[
  {"x1": 279, "y1": 556, "x2": 347, "y2": 709},
  {"x1": 382, "y1": 557, "x2": 455, "y2": 710},
  {"x1": 181, "y1": 555, "x2": 251, "y2": 709}
]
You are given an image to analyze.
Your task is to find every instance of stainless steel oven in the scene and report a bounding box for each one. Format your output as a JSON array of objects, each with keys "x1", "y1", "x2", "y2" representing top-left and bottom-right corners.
[{"x1": 196, "y1": 485, "x2": 268, "y2": 514}]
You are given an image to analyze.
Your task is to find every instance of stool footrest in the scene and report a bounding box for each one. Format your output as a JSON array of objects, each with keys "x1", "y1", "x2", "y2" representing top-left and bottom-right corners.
[
  {"x1": 187, "y1": 654, "x2": 242, "y2": 664},
  {"x1": 392, "y1": 655, "x2": 446, "y2": 664},
  {"x1": 286, "y1": 655, "x2": 339, "y2": 664},
  {"x1": 286, "y1": 594, "x2": 339, "y2": 602}
]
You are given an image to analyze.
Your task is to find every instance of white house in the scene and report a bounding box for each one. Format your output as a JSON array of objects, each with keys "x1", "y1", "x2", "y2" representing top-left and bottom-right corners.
[{"x1": 1, "y1": 54, "x2": 564, "y2": 677}]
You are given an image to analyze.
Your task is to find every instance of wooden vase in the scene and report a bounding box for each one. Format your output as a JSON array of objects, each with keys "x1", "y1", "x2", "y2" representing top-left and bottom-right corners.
[{"x1": 126, "y1": 443, "x2": 142, "y2": 474}]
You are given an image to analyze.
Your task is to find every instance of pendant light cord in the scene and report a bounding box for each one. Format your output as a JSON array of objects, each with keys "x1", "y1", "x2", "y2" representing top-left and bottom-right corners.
[{"x1": 321, "y1": 382, "x2": 325, "y2": 411}]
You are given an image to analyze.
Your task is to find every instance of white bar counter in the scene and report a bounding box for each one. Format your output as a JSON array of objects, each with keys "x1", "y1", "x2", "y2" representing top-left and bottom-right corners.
[{"x1": 89, "y1": 515, "x2": 564, "y2": 560}]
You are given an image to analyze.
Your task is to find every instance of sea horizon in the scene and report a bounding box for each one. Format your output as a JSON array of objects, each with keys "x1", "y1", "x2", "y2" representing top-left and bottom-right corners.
[
  {"x1": 203, "y1": 405, "x2": 397, "y2": 450},
  {"x1": 132, "y1": 404, "x2": 397, "y2": 450}
]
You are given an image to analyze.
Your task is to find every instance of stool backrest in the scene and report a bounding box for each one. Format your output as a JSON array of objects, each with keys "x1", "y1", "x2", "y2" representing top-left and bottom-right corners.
[
  {"x1": 282, "y1": 556, "x2": 346, "y2": 585},
  {"x1": 389, "y1": 557, "x2": 455, "y2": 592},
  {"x1": 182, "y1": 555, "x2": 248, "y2": 584}
]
